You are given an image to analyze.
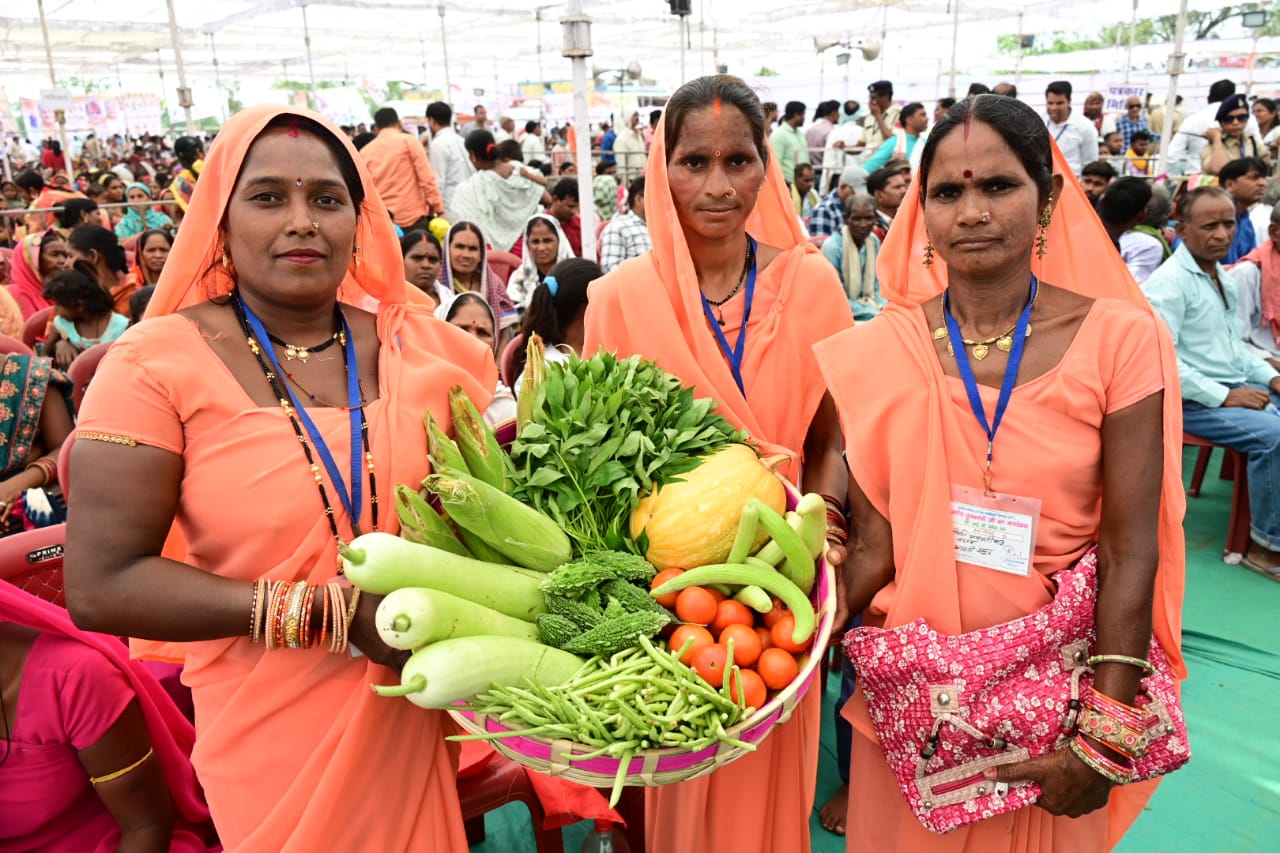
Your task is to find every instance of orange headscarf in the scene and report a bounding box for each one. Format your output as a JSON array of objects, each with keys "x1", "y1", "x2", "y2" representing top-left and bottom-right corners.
[
  {"x1": 147, "y1": 104, "x2": 415, "y2": 316},
  {"x1": 583, "y1": 105, "x2": 852, "y2": 480}
]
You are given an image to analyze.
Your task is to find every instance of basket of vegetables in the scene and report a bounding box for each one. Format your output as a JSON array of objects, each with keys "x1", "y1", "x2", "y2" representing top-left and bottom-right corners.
[{"x1": 349, "y1": 341, "x2": 837, "y2": 805}]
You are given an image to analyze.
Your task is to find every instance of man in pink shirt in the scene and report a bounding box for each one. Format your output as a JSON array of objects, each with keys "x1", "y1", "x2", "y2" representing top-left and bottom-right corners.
[{"x1": 359, "y1": 107, "x2": 443, "y2": 231}]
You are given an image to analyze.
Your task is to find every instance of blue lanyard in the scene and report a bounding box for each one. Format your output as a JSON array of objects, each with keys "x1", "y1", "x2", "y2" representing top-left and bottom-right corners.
[
  {"x1": 239, "y1": 297, "x2": 365, "y2": 533},
  {"x1": 700, "y1": 236, "x2": 758, "y2": 397},
  {"x1": 943, "y1": 276, "x2": 1037, "y2": 493}
]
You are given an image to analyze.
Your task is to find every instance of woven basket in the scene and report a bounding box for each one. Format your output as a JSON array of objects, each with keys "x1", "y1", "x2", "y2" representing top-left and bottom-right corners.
[{"x1": 448, "y1": 486, "x2": 836, "y2": 788}]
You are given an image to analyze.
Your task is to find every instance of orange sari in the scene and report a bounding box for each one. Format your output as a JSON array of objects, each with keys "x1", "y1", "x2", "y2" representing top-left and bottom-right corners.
[
  {"x1": 583, "y1": 113, "x2": 854, "y2": 852},
  {"x1": 812, "y1": 143, "x2": 1187, "y2": 851},
  {"x1": 75, "y1": 105, "x2": 498, "y2": 852}
]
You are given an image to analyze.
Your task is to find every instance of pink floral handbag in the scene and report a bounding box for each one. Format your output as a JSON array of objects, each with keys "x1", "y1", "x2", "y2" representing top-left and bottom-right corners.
[{"x1": 842, "y1": 547, "x2": 1189, "y2": 834}]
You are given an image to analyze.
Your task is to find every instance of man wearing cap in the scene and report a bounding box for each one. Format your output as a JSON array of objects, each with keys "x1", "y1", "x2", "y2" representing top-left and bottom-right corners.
[
  {"x1": 807, "y1": 164, "x2": 867, "y2": 239},
  {"x1": 769, "y1": 101, "x2": 811, "y2": 185},
  {"x1": 1168, "y1": 80, "x2": 1265, "y2": 176},
  {"x1": 862, "y1": 81, "x2": 901, "y2": 154}
]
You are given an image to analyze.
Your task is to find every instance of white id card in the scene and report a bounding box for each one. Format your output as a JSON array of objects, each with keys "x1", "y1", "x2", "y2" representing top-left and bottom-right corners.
[{"x1": 950, "y1": 485, "x2": 1041, "y2": 577}]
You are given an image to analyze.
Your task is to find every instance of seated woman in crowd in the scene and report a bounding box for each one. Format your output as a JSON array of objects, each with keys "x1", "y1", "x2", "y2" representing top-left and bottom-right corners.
[
  {"x1": 0, "y1": 581, "x2": 215, "y2": 851},
  {"x1": 133, "y1": 229, "x2": 173, "y2": 288},
  {"x1": 67, "y1": 225, "x2": 138, "y2": 316},
  {"x1": 115, "y1": 184, "x2": 174, "y2": 239},
  {"x1": 399, "y1": 229, "x2": 451, "y2": 311},
  {"x1": 0, "y1": 346, "x2": 71, "y2": 534},
  {"x1": 506, "y1": 213, "x2": 574, "y2": 313},
  {"x1": 814, "y1": 93, "x2": 1186, "y2": 851},
  {"x1": 42, "y1": 266, "x2": 130, "y2": 369},
  {"x1": 58, "y1": 198, "x2": 101, "y2": 231},
  {"x1": 820, "y1": 191, "x2": 884, "y2": 321},
  {"x1": 512, "y1": 257, "x2": 598, "y2": 390},
  {"x1": 445, "y1": 291, "x2": 518, "y2": 426},
  {"x1": 452, "y1": 130, "x2": 546, "y2": 253},
  {"x1": 440, "y1": 221, "x2": 518, "y2": 348},
  {"x1": 9, "y1": 230, "x2": 73, "y2": 319}
]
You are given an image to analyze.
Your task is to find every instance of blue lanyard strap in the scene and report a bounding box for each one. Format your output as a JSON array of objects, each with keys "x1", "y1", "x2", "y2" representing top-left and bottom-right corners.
[
  {"x1": 700, "y1": 236, "x2": 758, "y2": 397},
  {"x1": 942, "y1": 276, "x2": 1038, "y2": 493},
  {"x1": 239, "y1": 297, "x2": 365, "y2": 532}
]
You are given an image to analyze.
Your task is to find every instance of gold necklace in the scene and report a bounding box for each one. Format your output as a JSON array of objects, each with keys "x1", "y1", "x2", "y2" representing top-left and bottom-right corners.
[{"x1": 931, "y1": 321, "x2": 1032, "y2": 360}]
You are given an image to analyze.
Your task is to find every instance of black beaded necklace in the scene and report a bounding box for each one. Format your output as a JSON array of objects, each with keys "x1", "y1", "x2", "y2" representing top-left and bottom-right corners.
[{"x1": 229, "y1": 296, "x2": 379, "y2": 556}]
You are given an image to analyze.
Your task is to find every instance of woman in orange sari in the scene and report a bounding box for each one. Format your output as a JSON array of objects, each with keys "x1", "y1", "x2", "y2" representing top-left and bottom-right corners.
[
  {"x1": 63, "y1": 104, "x2": 498, "y2": 852},
  {"x1": 583, "y1": 75, "x2": 854, "y2": 853},
  {"x1": 813, "y1": 94, "x2": 1187, "y2": 851}
]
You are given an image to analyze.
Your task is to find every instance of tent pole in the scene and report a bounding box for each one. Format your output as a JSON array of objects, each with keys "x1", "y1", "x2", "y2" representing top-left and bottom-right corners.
[
  {"x1": 1124, "y1": 0, "x2": 1139, "y2": 84},
  {"x1": 1014, "y1": 12, "x2": 1024, "y2": 88},
  {"x1": 210, "y1": 33, "x2": 227, "y2": 123},
  {"x1": 562, "y1": 1, "x2": 596, "y2": 261},
  {"x1": 164, "y1": 0, "x2": 196, "y2": 133},
  {"x1": 947, "y1": 1, "x2": 960, "y2": 98},
  {"x1": 1154, "y1": 0, "x2": 1187, "y2": 177},
  {"x1": 301, "y1": 5, "x2": 318, "y2": 111},
  {"x1": 438, "y1": 3, "x2": 453, "y2": 108},
  {"x1": 36, "y1": 0, "x2": 72, "y2": 165}
]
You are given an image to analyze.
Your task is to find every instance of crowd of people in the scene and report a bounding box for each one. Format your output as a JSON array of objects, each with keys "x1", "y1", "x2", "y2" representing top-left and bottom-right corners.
[{"x1": 0, "y1": 63, "x2": 1270, "y2": 853}]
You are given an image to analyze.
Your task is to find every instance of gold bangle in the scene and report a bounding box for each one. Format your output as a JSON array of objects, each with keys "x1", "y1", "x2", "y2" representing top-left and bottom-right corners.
[
  {"x1": 284, "y1": 583, "x2": 309, "y2": 649},
  {"x1": 90, "y1": 747, "x2": 154, "y2": 785},
  {"x1": 1087, "y1": 654, "x2": 1155, "y2": 676},
  {"x1": 76, "y1": 430, "x2": 139, "y2": 447}
]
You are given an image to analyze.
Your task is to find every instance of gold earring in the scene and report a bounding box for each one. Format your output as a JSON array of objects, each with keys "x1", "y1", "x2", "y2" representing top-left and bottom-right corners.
[
  {"x1": 923, "y1": 237, "x2": 935, "y2": 268},
  {"x1": 352, "y1": 243, "x2": 361, "y2": 267},
  {"x1": 221, "y1": 252, "x2": 236, "y2": 278},
  {"x1": 1035, "y1": 194, "x2": 1053, "y2": 259}
]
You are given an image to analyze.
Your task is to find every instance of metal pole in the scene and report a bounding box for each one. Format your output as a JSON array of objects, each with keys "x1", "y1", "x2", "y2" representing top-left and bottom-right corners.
[
  {"x1": 164, "y1": 0, "x2": 196, "y2": 133},
  {"x1": 209, "y1": 33, "x2": 227, "y2": 123},
  {"x1": 1154, "y1": 0, "x2": 1187, "y2": 177},
  {"x1": 562, "y1": 1, "x2": 597, "y2": 261},
  {"x1": 1014, "y1": 11, "x2": 1024, "y2": 87},
  {"x1": 947, "y1": 0, "x2": 960, "y2": 99},
  {"x1": 536, "y1": 9, "x2": 546, "y2": 122},
  {"x1": 157, "y1": 51, "x2": 169, "y2": 131},
  {"x1": 438, "y1": 3, "x2": 453, "y2": 107},
  {"x1": 1247, "y1": 29, "x2": 1262, "y2": 96},
  {"x1": 301, "y1": 6, "x2": 319, "y2": 111},
  {"x1": 115, "y1": 67, "x2": 133, "y2": 140},
  {"x1": 1124, "y1": 0, "x2": 1139, "y2": 84},
  {"x1": 36, "y1": 0, "x2": 72, "y2": 165},
  {"x1": 879, "y1": 5, "x2": 888, "y2": 79}
]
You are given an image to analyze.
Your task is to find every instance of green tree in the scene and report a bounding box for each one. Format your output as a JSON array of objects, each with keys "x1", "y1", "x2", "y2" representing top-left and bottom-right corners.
[{"x1": 1001, "y1": 3, "x2": 1280, "y2": 55}]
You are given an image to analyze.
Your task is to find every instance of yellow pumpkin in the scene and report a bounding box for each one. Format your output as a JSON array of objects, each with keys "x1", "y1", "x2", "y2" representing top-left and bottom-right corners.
[{"x1": 630, "y1": 444, "x2": 786, "y2": 570}]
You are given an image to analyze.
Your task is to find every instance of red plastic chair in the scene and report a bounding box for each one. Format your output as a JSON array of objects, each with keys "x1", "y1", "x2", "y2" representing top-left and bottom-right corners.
[
  {"x1": 0, "y1": 523, "x2": 67, "y2": 606},
  {"x1": 0, "y1": 334, "x2": 34, "y2": 356},
  {"x1": 1183, "y1": 432, "x2": 1251, "y2": 558},
  {"x1": 488, "y1": 250, "x2": 520, "y2": 286},
  {"x1": 21, "y1": 306, "x2": 54, "y2": 350},
  {"x1": 457, "y1": 757, "x2": 564, "y2": 853},
  {"x1": 500, "y1": 333, "x2": 525, "y2": 389},
  {"x1": 68, "y1": 341, "x2": 111, "y2": 412}
]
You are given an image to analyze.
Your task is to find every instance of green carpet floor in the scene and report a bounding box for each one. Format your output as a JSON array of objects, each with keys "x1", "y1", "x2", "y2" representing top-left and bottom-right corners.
[{"x1": 474, "y1": 447, "x2": 1280, "y2": 852}]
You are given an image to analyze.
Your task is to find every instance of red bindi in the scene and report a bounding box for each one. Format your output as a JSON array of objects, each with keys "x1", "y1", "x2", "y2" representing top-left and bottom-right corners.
[
  {"x1": 712, "y1": 98, "x2": 723, "y2": 116},
  {"x1": 963, "y1": 169, "x2": 973, "y2": 179}
]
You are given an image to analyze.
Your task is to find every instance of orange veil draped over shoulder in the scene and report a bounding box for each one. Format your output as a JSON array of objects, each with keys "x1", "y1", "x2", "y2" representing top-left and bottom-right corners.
[
  {"x1": 813, "y1": 134, "x2": 1186, "y2": 850},
  {"x1": 583, "y1": 112, "x2": 853, "y2": 482},
  {"x1": 583, "y1": 107, "x2": 853, "y2": 851},
  {"x1": 77, "y1": 104, "x2": 497, "y2": 852}
]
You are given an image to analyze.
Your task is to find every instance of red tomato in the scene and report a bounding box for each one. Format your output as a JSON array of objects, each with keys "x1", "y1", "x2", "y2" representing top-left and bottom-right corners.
[
  {"x1": 769, "y1": 614, "x2": 810, "y2": 654},
  {"x1": 692, "y1": 643, "x2": 729, "y2": 687},
  {"x1": 675, "y1": 587, "x2": 719, "y2": 625},
  {"x1": 761, "y1": 599, "x2": 789, "y2": 628},
  {"x1": 757, "y1": 648, "x2": 800, "y2": 690},
  {"x1": 719, "y1": 623, "x2": 763, "y2": 667},
  {"x1": 650, "y1": 568, "x2": 685, "y2": 609},
  {"x1": 669, "y1": 624, "x2": 714, "y2": 665},
  {"x1": 729, "y1": 668, "x2": 768, "y2": 711},
  {"x1": 710, "y1": 599, "x2": 754, "y2": 635}
]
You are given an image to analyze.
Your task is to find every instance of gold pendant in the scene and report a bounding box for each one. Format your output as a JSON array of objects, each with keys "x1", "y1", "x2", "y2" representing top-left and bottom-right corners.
[
  {"x1": 284, "y1": 345, "x2": 310, "y2": 363},
  {"x1": 972, "y1": 343, "x2": 989, "y2": 360},
  {"x1": 996, "y1": 336, "x2": 1013, "y2": 353},
  {"x1": 933, "y1": 327, "x2": 948, "y2": 341},
  {"x1": 945, "y1": 342, "x2": 954, "y2": 357}
]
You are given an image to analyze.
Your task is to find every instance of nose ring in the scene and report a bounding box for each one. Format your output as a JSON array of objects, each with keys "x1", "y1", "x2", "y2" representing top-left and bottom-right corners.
[
  {"x1": 980, "y1": 212, "x2": 990, "y2": 223},
  {"x1": 724, "y1": 187, "x2": 736, "y2": 198},
  {"x1": 312, "y1": 221, "x2": 320, "y2": 230}
]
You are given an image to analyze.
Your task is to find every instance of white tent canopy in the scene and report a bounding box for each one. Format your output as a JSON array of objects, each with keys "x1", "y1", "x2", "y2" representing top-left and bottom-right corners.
[{"x1": 1, "y1": 0, "x2": 1251, "y2": 108}]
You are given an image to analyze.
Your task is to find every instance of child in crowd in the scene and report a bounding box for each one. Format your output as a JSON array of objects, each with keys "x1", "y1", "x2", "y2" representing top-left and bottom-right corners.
[
  {"x1": 41, "y1": 264, "x2": 129, "y2": 368},
  {"x1": 1126, "y1": 130, "x2": 1153, "y2": 176}
]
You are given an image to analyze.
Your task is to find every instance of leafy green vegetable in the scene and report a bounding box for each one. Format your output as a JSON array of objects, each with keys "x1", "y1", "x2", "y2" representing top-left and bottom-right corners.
[{"x1": 510, "y1": 352, "x2": 745, "y2": 553}]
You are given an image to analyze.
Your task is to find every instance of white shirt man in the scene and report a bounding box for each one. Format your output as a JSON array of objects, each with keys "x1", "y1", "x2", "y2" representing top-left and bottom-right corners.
[
  {"x1": 1044, "y1": 83, "x2": 1099, "y2": 177},
  {"x1": 1168, "y1": 97, "x2": 1266, "y2": 177},
  {"x1": 426, "y1": 102, "x2": 475, "y2": 221}
]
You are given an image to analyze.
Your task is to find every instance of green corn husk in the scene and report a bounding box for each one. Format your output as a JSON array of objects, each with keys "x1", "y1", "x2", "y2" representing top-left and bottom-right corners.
[
  {"x1": 456, "y1": 526, "x2": 514, "y2": 565},
  {"x1": 393, "y1": 485, "x2": 471, "y2": 557},
  {"x1": 449, "y1": 386, "x2": 509, "y2": 491},
  {"x1": 424, "y1": 470, "x2": 573, "y2": 573},
  {"x1": 425, "y1": 411, "x2": 468, "y2": 475},
  {"x1": 516, "y1": 333, "x2": 546, "y2": 430}
]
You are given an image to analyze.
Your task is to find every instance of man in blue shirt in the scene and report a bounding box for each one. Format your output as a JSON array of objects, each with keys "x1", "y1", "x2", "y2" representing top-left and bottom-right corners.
[
  {"x1": 1221, "y1": 156, "x2": 1267, "y2": 265},
  {"x1": 1115, "y1": 95, "x2": 1151, "y2": 150},
  {"x1": 1143, "y1": 186, "x2": 1280, "y2": 574},
  {"x1": 599, "y1": 121, "x2": 616, "y2": 166},
  {"x1": 862, "y1": 102, "x2": 928, "y2": 174}
]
